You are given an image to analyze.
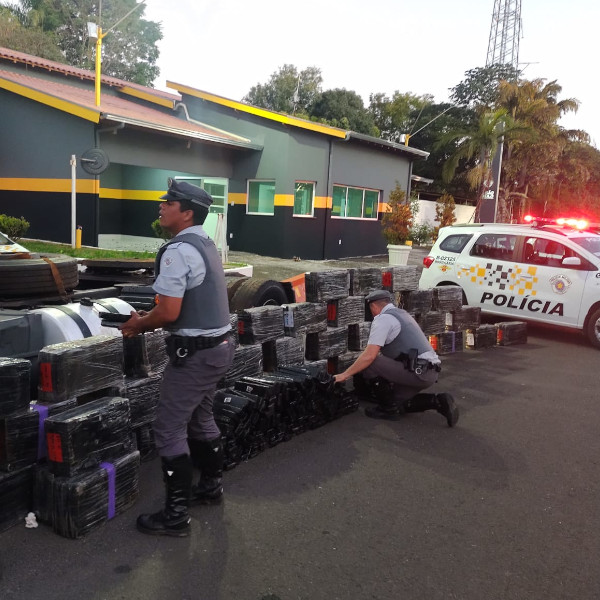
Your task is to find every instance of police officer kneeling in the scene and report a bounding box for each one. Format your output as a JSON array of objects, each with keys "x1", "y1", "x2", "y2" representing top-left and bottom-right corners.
[
  {"x1": 121, "y1": 178, "x2": 234, "y2": 537},
  {"x1": 333, "y1": 290, "x2": 458, "y2": 426}
]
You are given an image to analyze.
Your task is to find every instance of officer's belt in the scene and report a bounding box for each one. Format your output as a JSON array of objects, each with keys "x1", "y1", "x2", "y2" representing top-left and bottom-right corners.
[
  {"x1": 168, "y1": 332, "x2": 229, "y2": 350},
  {"x1": 395, "y1": 353, "x2": 442, "y2": 373}
]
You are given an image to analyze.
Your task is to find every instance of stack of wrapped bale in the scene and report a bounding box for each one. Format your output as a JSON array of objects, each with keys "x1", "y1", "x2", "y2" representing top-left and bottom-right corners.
[
  {"x1": 327, "y1": 295, "x2": 366, "y2": 372},
  {"x1": 496, "y1": 321, "x2": 528, "y2": 346},
  {"x1": 464, "y1": 324, "x2": 497, "y2": 350},
  {"x1": 432, "y1": 287, "x2": 465, "y2": 355},
  {"x1": 34, "y1": 396, "x2": 139, "y2": 538},
  {"x1": 349, "y1": 267, "x2": 382, "y2": 296}
]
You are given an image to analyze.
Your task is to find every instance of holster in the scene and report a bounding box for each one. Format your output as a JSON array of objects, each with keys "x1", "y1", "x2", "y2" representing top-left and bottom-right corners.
[
  {"x1": 166, "y1": 335, "x2": 196, "y2": 367},
  {"x1": 396, "y1": 348, "x2": 419, "y2": 372}
]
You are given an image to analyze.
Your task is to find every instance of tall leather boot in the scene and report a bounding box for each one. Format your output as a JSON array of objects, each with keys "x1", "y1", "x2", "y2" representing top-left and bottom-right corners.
[
  {"x1": 365, "y1": 378, "x2": 404, "y2": 420},
  {"x1": 405, "y1": 393, "x2": 459, "y2": 427},
  {"x1": 136, "y1": 454, "x2": 193, "y2": 537},
  {"x1": 188, "y1": 437, "x2": 224, "y2": 505}
]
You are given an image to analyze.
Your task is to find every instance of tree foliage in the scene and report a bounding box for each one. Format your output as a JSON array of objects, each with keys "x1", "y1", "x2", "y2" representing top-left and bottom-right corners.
[
  {"x1": 368, "y1": 91, "x2": 432, "y2": 142},
  {"x1": 0, "y1": 7, "x2": 63, "y2": 59},
  {"x1": 435, "y1": 193, "x2": 457, "y2": 228},
  {"x1": 381, "y1": 182, "x2": 413, "y2": 245},
  {"x1": 449, "y1": 64, "x2": 521, "y2": 110},
  {"x1": 310, "y1": 88, "x2": 377, "y2": 135},
  {"x1": 0, "y1": 0, "x2": 162, "y2": 85}
]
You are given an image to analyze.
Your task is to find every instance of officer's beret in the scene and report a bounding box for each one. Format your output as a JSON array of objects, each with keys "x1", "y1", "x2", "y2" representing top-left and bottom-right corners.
[
  {"x1": 160, "y1": 178, "x2": 213, "y2": 209},
  {"x1": 365, "y1": 289, "x2": 393, "y2": 304}
]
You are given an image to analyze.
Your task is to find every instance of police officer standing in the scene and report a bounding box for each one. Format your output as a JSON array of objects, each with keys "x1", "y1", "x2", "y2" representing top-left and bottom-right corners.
[
  {"x1": 333, "y1": 290, "x2": 458, "y2": 426},
  {"x1": 121, "y1": 178, "x2": 234, "y2": 537}
]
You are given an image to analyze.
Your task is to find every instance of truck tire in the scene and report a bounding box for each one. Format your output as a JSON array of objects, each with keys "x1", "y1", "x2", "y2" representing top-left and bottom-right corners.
[
  {"x1": 0, "y1": 254, "x2": 79, "y2": 297},
  {"x1": 585, "y1": 307, "x2": 600, "y2": 349},
  {"x1": 226, "y1": 277, "x2": 249, "y2": 303},
  {"x1": 229, "y1": 278, "x2": 289, "y2": 311}
]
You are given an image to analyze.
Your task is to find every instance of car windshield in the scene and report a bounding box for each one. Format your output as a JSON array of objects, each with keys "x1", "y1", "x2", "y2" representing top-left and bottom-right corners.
[
  {"x1": 0, "y1": 232, "x2": 12, "y2": 244},
  {"x1": 571, "y1": 236, "x2": 600, "y2": 257}
]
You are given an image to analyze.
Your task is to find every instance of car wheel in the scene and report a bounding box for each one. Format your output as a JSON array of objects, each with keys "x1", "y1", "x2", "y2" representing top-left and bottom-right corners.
[{"x1": 585, "y1": 307, "x2": 600, "y2": 349}]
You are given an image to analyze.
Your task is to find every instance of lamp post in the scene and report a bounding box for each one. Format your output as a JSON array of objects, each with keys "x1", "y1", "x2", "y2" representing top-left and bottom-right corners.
[{"x1": 90, "y1": 0, "x2": 147, "y2": 107}]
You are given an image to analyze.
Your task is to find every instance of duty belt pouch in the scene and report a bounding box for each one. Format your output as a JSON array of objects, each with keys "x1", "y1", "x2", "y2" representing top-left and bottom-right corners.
[
  {"x1": 407, "y1": 348, "x2": 419, "y2": 373},
  {"x1": 166, "y1": 336, "x2": 196, "y2": 367}
]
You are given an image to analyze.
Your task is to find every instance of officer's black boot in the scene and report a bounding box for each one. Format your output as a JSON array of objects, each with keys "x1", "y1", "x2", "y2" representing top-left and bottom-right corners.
[
  {"x1": 188, "y1": 437, "x2": 224, "y2": 505},
  {"x1": 136, "y1": 454, "x2": 193, "y2": 537},
  {"x1": 405, "y1": 393, "x2": 459, "y2": 427},
  {"x1": 352, "y1": 374, "x2": 376, "y2": 402},
  {"x1": 364, "y1": 378, "x2": 404, "y2": 421}
]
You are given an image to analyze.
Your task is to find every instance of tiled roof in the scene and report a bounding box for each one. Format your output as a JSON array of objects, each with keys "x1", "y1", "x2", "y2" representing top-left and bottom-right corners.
[
  {"x1": 0, "y1": 46, "x2": 180, "y2": 105},
  {"x1": 0, "y1": 69, "x2": 257, "y2": 148}
]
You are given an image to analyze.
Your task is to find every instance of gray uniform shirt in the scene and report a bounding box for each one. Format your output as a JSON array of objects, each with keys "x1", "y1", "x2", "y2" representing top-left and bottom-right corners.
[
  {"x1": 152, "y1": 225, "x2": 230, "y2": 337},
  {"x1": 368, "y1": 303, "x2": 440, "y2": 364}
]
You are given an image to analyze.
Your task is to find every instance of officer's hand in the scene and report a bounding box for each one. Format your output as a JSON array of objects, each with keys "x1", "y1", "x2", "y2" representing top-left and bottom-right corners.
[
  {"x1": 120, "y1": 310, "x2": 143, "y2": 338},
  {"x1": 334, "y1": 372, "x2": 350, "y2": 384}
]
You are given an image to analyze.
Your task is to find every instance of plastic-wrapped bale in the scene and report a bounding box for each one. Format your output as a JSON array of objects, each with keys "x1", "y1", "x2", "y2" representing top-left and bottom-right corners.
[
  {"x1": 0, "y1": 358, "x2": 31, "y2": 418},
  {"x1": 464, "y1": 325, "x2": 497, "y2": 350},
  {"x1": 238, "y1": 306, "x2": 284, "y2": 344},
  {"x1": 283, "y1": 302, "x2": 327, "y2": 337},
  {"x1": 348, "y1": 322, "x2": 371, "y2": 351},
  {"x1": 35, "y1": 451, "x2": 140, "y2": 539},
  {"x1": 133, "y1": 423, "x2": 157, "y2": 462},
  {"x1": 44, "y1": 396, "x2": 134, "y2": 477},
  {"x1": 0, "y1": 399, "x2": 77, "y2": 471},
  {"x1": 305, "y1": 270, "x2": 349, "y2": 302},
  {"x1": 451, "y1": 307, "x2": 481, "y2": 331},
  {"x1": 274, "y1": 336, "x2": 305, "y2": 368},
  {"x1": 337, "y1": 351, "x2": 362, "y2": 371},
  {"x1": 124, "y1": 373, "x2": 161, "y2": 427},
  {"x1": 420, "y1": 311, "x2": 446, "y2": 336},
  {"x1": 400, "y1": 289, "x2": 433, "y2": 314},
  {"x1": 351, "y1": 268, "x2": 382, "y2": 296},
  {"x1": 438, "y1": 331, "x2": 464, "y2": 355},
  {"x1": 327, "y1": 296, "x2": 365, "y2": 328},
  {"x1": 229, "y1": 313, "x2": 239, "y2": 346},
  {"x1": 432, "y1": 287, "x2": 464, "y2": 312},
  {"x1": 146, "y1": 329, "x2": 169, "y2": 374},
  {"x1": 219, "y1": 344, "x2": 262, "y2": 388},
  {"x1": 37, "y1": 336, "x2": 124, "y2": 403},
  {"x1": 0, "y1": 465, "x2": 33, "y2": 533},
  {"x1": 305, "y1": 327, "x2": 348, "y2": 360},
  {"x1": 122, "y1": 335, "x2": 150, "y2": 378},
  {"x1": 381, "y1": 266, "x2": 420, "y2": 292},
  {"x1": 303, "y1": 359, "x2": 328, "y2": 372},
  {"x1": 496, "y1": 321, "x2": 527, "y2": 346}
]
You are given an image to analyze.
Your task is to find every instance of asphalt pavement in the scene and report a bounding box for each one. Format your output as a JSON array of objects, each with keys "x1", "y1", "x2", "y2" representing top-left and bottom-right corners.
[{"x1": 2, "y1": 321, "x2": 600, "y2": 600}]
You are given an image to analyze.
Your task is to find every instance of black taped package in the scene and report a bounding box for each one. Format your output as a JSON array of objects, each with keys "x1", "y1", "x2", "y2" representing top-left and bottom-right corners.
[
  {"x1": 145, "y1": 329, "x2": 169, "y2": 374},
  {"x1": 219, "y1": 344, "x2": 263, "y2": 388},
  {"x1": 381, "y1": 266, "x2": 420, "y2": 292},
  {"x1": 124, "y1": 374, "x2": 161, "y2": 427},
  {"x1": 122, "y1": 335, "x2": 150, "y2": 378},
  {"x1": 327, "y1": 296, "x2": 365, "y2": 328},
  {"x1": 348, "y1": 322, "x2": 371, "y2": 351},
  {"x1": 401, "y1": 289, "x2": 433, "y2": 314},
  {"x1": 350, "y1": 268, "x2": 382, "y2": 296},
  {"x1": 464, "y1": 325, "x2": 497, "y2": 349},
  {"x1": 432, "y1": 286, "x2": 464, "y2": 312},
  {"x1": 34, "y1": 450, "x2": 140, "y2": 539},
  {"x1": 275, "y1": 336, "x2": 306, "y2": 368},
  {"x1": 420, "y1": 311, "x2": 446, "y2": 335},
  {"x1": 44, "y1": 396, "x2": 134, "y2": 477},
  {"x1": 238, "y1": 306, "x2": 284, "y2": 344},
  {"x1": 451, "y1": 307, "x2": 481, "y2": 331},
  {"x1": 0, "y1": 358, "x2": 31, "y2": 418},
  {"x1": 305, "y1": 270, "x2": 349, "y2": 302},
  {"x1": 305, "y1": 327, "x2": 348, "y2": 360},
  {"x1": 438, "y1": 331, "x2": 464, "y2": 355},
  {"x1": 496, "y1": 321, "x2": 527, "y2": 346},
  {"x1": 283, "y1": 302, "x2": 327, "y2": 337},
  {"x1": 37, "y1": 335, "x2": 124, "y2": 403},
  {"x1": 0, "y1": 465, "x2": 33, "y2": 533},
  {"x1": 133, "y1": 423, "x2": 157, "y2": 462},
  {"x1": 0, "y1": 399, "x2": 77, "y2": 472}
]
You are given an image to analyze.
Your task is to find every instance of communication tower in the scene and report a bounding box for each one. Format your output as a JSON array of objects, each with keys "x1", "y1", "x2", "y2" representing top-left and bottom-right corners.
[{"x1": 486, "y1": 0, "x2": 522, "y2": 68}]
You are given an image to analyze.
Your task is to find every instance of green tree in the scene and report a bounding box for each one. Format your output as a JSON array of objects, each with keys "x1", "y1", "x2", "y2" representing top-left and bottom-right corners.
[
  {"x1": 368, "y1": 91, "x2": 432, "y2": 142},
  {"x1": 244, "y1": 64, "x2": 323, "y2": 115},
  {"x1": 309, "y1": 88, "x2": 377, "y2": 135},
  {"x1": 450, "y1": 64, "x2": 521, "y2": 110},
  {"x1": 0, "y1": 6, "x2": 62, "y2": 59}
]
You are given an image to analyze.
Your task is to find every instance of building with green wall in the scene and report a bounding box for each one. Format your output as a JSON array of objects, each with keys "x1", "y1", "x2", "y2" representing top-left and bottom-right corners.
[{"x1": 0, "y1": 47, "x2": 428, "y2": 259}]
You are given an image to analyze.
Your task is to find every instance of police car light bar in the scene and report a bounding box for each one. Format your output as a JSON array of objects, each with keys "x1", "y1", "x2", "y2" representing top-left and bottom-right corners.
[{"x1": 523, "y1": 215, "x2": 589, "y2": 230}]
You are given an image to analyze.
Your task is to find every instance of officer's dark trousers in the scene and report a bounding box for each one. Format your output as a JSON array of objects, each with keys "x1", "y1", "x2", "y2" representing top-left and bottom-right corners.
[
  {"x1": 363, "y1": 354, "x2": 438, "y2": 401},
  {"x1": 153, "y1": 340, "x2": 235, "y2": 457}
]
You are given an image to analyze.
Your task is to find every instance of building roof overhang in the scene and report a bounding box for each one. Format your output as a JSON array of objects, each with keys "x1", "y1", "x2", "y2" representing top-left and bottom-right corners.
[{"x1": 345, "y1": 132, "x2": 430, "y2": 160}]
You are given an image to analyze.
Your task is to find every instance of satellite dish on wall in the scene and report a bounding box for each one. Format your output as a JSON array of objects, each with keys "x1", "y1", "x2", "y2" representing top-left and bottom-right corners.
[{"x1": 80, "y1": 148, "x2": 110, "y2": 175}]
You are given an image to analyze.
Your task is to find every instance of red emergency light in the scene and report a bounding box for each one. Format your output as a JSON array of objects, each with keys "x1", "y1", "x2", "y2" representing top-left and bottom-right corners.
[{"x1": 523, "y1": 215, "x2": 589, "y2": 230}]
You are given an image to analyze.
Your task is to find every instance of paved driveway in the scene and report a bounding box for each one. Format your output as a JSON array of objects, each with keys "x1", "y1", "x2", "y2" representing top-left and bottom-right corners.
[{"x1": 2, "y1": 322, "x2": 599, "y2": 600}]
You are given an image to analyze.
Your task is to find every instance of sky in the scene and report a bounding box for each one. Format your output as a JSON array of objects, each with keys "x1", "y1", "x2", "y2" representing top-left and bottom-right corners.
[{"x1": 142, "y1": 0, "x2": 599, "y2": 148}]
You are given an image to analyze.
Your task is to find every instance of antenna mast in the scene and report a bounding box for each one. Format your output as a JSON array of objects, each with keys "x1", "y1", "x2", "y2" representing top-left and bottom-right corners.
[{"x1": 486, "y1": 0, "x2": 522, "y2": 68}]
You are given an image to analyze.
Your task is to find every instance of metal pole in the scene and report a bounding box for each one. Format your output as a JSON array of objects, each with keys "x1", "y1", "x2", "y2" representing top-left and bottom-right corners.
[{"x1": 70, "y1": 155, "x2": 77, "y2": 248}]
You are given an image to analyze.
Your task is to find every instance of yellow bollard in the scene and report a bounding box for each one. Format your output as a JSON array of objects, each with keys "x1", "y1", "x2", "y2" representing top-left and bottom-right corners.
[{"x1": 75, "y1": 226, "x2": 82, "y2": 249}]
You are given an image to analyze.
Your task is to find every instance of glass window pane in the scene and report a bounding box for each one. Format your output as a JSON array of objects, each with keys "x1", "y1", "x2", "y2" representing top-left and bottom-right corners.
[
  {"x1": 294, "y1": 182, "x2": 314, "y2": 216},
  {"x1": 332, "y1": 186, "x2": 346, "y2": 217},
  {"x1": 364, "y1": 190, "x2": 379, "y2": 219},
  {"x1": 204, "y1": 182, "x2": 226, "y2": 214},
  {"x1": 346, "y1": 188, "x2": 363, "y2": 218},
  {"x1": 248, "y1": 180, "x2": 275, "y2": 214}
]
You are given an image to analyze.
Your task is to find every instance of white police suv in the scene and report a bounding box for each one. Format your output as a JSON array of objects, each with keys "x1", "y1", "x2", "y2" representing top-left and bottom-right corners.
[
  {"x1": 419, "y1": 217, "x2": 600, "y2": 348},
  {"x1": 0, "y1": 231, "x2": 29, "y2": 255}
]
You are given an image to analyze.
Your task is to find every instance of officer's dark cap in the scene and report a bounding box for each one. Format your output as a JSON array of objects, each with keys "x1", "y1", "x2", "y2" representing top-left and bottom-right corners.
[
  {"x1": 365, "y1": 289, "x2": 393, "y2": 304},
  {"x1": 160, "y1": 178, "x2": 213, "y2": 209}
]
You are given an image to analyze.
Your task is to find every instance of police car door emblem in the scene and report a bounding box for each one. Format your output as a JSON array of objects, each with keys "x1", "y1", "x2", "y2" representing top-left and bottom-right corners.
[{"x1": 549, "y1": 274, "x2": 572, "y2": 294}]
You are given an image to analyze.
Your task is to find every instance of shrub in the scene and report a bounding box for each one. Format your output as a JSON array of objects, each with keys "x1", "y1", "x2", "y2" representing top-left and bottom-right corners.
[
  {"x1": 381, "y1": 182, "x2": 413, "y2": 245},
  {"x1": 409, "y1": 223, "x2": 435, "y2": 246},
  {"x1": 435, "y1": 193, "x2": 457, "y2": 229},
  {"x1": 151, "y1": 219, "x2": 172, "y2": 241},
  {"x1": 0, "y1": 214, "x2": 30, "y2": 241}
]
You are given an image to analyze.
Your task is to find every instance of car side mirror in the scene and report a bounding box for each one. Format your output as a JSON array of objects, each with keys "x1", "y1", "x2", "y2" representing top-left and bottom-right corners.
[{"x1": 562, "y1": 257, "x2": 581, "y2": 266}]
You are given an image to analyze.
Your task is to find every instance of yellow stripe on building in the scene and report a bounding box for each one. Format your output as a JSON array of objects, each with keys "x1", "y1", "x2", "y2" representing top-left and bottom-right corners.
[
  {"x1": 274, "y1": 194, "x2": 294, "y2": 207},
  {"x1": 0, "y1": 178, "x2": 99, "y2": 193},
  {"x1": 100, "y1": 188, "x2": 164, "y2": 201},
  {"x1": 228, "y1": 193, "x2": 247, "y2": 205},
  {"x1": 314, "y1": 196, "x2": 332, "y2": 210}
]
